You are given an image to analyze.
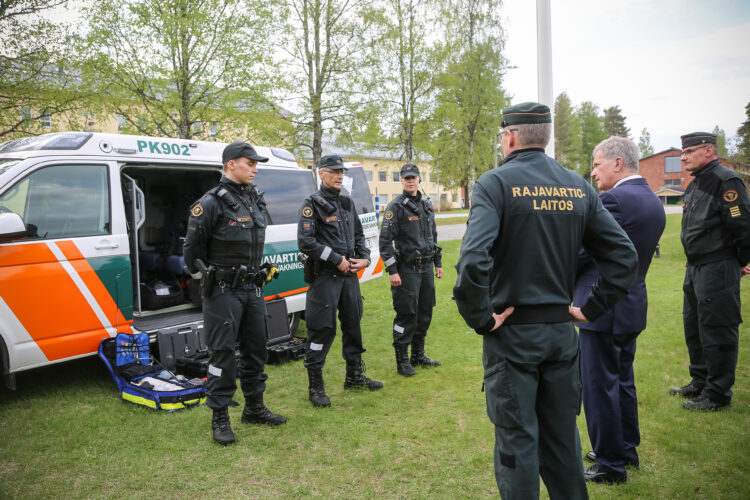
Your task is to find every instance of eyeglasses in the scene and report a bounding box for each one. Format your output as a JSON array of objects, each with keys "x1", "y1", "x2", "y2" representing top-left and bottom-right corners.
[
  {"x1": 499, "y1": 128, "x2": 518, "y2": 137},
  {"x1": 681, "y1": 145, "x2": 708, "y2": 157}
]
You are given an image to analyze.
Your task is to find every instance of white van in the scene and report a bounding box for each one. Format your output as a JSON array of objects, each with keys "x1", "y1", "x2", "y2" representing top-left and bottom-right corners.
[{"x1": 0, "y1": 132, "x2": 382, "y2": 388}]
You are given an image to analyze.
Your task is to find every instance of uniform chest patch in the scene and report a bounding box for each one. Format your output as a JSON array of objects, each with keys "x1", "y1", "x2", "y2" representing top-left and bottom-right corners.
[
  {"x1": 235, "y1": 216, "x2": 252, "y2": 223},
  {"x1": 724, "y1": 190, "x2": 738, "y2": 202},
  {"x1": 191, "y1": 204, "x2": 204, "y2": 217},
  {"x1": 384, "y1": 210, "x2": 394, "y2": 220},
  {"x1": 325, "y1": 215, "x2": 339, "y2": 223},
  {"x1": 408, "y1": 215, "x2": 420, "y2": 221},
  {"x1": 302, "y1": 206, "x2": 313, "y2": 218}
]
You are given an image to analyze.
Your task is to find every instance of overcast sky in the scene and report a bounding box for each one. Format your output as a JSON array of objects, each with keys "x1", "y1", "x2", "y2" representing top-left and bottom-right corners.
[{"x1": 501, "y1": 0, "x2": 750, "y2": 153}]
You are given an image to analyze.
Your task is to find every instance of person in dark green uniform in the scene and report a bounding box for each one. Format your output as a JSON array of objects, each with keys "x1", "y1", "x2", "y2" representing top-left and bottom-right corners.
[
  {"x1": 669, "y1": 132, "x2": 750, "y2": 411},
  {"x1": 454, "y1": 102, "x2": 638, "y2": 499},
  {"x1": 379, "y1": 163, "x2": 443, "y2": 376},
  {"x1": 297, "y1": 154, "x2": 383, "y2": 408},
  {"x1": 184, "y1": 141, "x2": 286, "y2": 446}
]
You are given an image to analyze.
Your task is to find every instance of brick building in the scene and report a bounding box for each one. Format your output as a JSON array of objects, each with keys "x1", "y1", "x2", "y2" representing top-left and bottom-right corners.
[{"x1": 639, "y1": 148, "x2": 750, "y2": 205}]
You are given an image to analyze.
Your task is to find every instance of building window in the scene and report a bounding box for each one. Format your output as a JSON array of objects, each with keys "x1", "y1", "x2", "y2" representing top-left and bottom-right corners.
[
  {"x1": 378, "y1": 171, "x2": 387, "y2": 182},
  {"x1": 665, "y1": 178, "x2": 681, "y2": 187},
  {"x1": 20, "y1": 107, "x2": 32, "y2": 124},
  {"x1": 39, "y1": 110, "x2": 51, "y2": 128},
  {"x1": 665, "y1": 156, "x2": 681, "y2": 173},
  {"x1": 377, "y1": 194, "x2": 388, "y2": 204},
  {"x1": 392, "y1": 171, "x2": 400, "y2": 182},
  {"x1": 429, "y1": 173, "x2": 436, "y2": 183},
  {"x1": 210, "y1": 122, "x2": 219, "y2": 137},
  {"x1": 192, "y1": 121, "x2": 202, "y2": 135},
  {"x1": 364, "y1": 170, "x2": 373, "y2": 182},
  {"x1": 116, "y1": 114, "x2": 127, "y2": 132}
]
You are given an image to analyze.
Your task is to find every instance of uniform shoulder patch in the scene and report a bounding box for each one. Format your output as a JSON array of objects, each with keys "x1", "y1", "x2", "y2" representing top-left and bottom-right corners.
[
  {"x1": 385, "y1": 210, "x2": 394, "y2": 220},
  {"x1": 723, "y1": 189, "x2": 738, "y2": 202},
  {"x1": 191, "y1": 204, "x2": 204, "y2": 217},
  {"x1": 302, "y1": 206, "x2": 314, "y2": 218}
]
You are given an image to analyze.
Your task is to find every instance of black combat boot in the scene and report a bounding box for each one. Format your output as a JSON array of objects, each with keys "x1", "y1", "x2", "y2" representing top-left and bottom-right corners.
[
  {"x1": 394, "y1": 344, "x2": 416, "y2": 377},
  {"x1": 344, "y1": 357, "x2": 384, "y2": 390},
  {"x1": 211, "y1": 407, "x2": 235, "y2": 446},
  {"x1": 410, "y1": 336, "x2": 441, "y2": 367},
  {"x1": 308, "y1": 368, "x2": 331, "y2": 407},
  {"x1": 241, "y1": 393, "x2": 287, "y2": 426}
]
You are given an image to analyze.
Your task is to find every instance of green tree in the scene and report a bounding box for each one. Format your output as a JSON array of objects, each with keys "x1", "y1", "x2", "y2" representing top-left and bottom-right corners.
[
  {"x1": 81, "y1": 0, "x2": 283, "y2": 141},
  {"x1": 602, "y1": 105, "x2": 630, "y2": 138},
  {"x1": 577, "y1": 101, "x2": 606, "y2": 179},
  {"x1": 364, "y1": 0, "x2": 436, "y2": 162},
  {"x1": 638, "y1": 127, "x2": 654, "y2": 157},
  {"x1": 279, "y1": 0, "x2": 380, "y2": 167},
  {"x1": 736, "y1": 101, "x2": 750, "y2": 163},
  {"x1": 554, "y1": 92, "x2": 581, "y2": 171},
  {"x1": 429, "y1": 0, "x2": 507, "y2": 203},
  {"x1": 712, "y1": 125, "x2": 728, "y2": 158},
  {"x1": 0, "y1": 0, "x2": 89, "y2": 138}
]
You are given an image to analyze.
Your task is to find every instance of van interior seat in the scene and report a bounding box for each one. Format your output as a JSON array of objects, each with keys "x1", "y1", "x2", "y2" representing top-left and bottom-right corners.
[{"x1": 139, "y1": 251, "x2": 187, "y2": 277}]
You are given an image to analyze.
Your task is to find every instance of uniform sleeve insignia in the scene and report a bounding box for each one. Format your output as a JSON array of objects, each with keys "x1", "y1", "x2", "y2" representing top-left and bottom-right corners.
[
  {"x1": 191, "y1": 204, "x2": 204, "y2": 217},
  {"x1": 723, "y1": 190, "x2": 738, "y2": 202},
  {"x1": 729, "y1": 206, "x2": 741, "y2": 217},
  {"x1": 302, "y1": 206, "x2": 313, "y2": 218},
  {"x1": 385, "y1": 210, "x2": 394, "y2": 220}
]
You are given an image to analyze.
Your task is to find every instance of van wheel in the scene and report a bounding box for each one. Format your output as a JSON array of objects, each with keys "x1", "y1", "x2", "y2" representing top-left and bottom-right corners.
[{"x1": 288, "y1": 312, "x2": 301, "y2": 336}]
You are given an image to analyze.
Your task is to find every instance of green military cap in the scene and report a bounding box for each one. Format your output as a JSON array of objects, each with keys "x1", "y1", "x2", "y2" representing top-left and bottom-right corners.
[
  {"x1": 681, "y1": 132, "x2": 717, "y2": 149},
  {"x1": 400, "y1": 163, "x2": 420, "y2": 178},
  {"x1": 222, "y1": 140, "x2": 269, "y2": 163},
  {"x1": 318, "y1": 154, "x2": 346, "y2": 170},
  {"x1": 501, "y1": 102, "x2": 552, "y2": 127}
]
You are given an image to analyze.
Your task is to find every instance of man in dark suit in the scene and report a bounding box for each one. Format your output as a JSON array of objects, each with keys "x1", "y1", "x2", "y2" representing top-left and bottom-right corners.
[{"x1": 573, "y1": 136, "x2": 666, "y2": 484}]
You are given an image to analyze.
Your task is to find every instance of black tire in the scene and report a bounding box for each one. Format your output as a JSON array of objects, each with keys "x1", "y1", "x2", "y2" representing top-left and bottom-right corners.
[{"x1": 288, "y1": 312, "x2": 301, "y2": 336}]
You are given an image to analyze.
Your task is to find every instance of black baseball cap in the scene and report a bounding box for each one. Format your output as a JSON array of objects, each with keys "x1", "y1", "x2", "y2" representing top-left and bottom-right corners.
[
  {"x1": 318, "y1": 154, "x2": 347, "y2": 170},
  {"x1": 400, "y1": 163, "x2": 420, "y2": 178},
  {"x1": 222, "y1": 141, "x2": 269, "y2": 163}
]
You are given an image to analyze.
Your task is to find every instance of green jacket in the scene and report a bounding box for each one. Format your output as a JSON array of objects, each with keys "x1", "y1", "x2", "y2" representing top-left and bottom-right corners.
[
  {"x1": 454, "y1": 148, "x2": 637, "y2": 334},
  {"x1": 681, "y1": 159, "x2": 750, "y2": 266}
]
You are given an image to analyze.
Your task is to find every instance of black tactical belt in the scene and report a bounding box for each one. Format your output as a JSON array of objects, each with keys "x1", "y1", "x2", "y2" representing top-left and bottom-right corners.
[
  {"x1": 687, "y1": 247, "x2": 736, "y2": 266},
  {"x1": 214, "y1": 266, "x2": 259, "y2": 287},
  {"x1": 495, "y1": 304, "x2": 571, "y2": 325}
]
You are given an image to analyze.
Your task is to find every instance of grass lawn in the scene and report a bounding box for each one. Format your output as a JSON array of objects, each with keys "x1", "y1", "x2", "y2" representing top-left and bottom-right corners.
[{"x1": 1, "y1": 214, "x2": 748, "y2": 499}]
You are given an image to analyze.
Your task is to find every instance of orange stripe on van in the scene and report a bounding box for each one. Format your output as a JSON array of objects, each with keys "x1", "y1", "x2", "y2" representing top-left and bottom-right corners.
[
  {"x1": 0, "y1": 241, "x2": 111, "y2": 361},
  {"x1": 0, "y1": 242, "x2": 56, "y2": 267},
  {"x1": 265, "y1": 286, "x2": 309, "y2": 301},
  {"x1": 56, "y1": 240, "x2": 131, "y2": 331}
]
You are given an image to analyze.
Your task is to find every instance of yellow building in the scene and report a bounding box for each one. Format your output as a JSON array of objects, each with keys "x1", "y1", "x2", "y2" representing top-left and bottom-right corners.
[{"x1": 309, "y1": 139, "x2": 464, "y2": 212}]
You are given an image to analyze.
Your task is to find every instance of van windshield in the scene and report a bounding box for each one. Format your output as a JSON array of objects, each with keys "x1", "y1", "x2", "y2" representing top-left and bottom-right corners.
[{"x1": 255, "y1": 168, "x2": 316, "y2": 224}]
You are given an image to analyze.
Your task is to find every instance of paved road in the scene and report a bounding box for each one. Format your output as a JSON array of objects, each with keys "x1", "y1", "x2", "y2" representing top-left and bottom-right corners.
[{"x1": 436, "y1": 206, "x2": 683, "y2": 242}]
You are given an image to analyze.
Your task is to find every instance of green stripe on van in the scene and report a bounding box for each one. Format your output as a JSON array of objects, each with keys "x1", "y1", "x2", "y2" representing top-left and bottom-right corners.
[
  {"x1": 262, "y1": 241, "x2": 307, "y2": 297},
  {"x1": 89, "y1": 255, "x2": 134, "y2": 321}
]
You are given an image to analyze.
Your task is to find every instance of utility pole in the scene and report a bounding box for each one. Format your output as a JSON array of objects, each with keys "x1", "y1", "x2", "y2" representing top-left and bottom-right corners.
[{"x1": 537, "y1": 0, "x2": 554, "y2": 158}]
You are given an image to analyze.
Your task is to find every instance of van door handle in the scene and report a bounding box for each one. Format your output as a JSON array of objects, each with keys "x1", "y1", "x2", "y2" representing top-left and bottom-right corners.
[{"x1": 95, "y1": 240, "x2": 120, "y2": 250}]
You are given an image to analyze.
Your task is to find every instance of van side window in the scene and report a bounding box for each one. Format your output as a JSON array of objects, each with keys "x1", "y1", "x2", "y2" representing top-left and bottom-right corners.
[
  {"x1": 254, "y1": 168, "x2": 315, "y2": 224},
  {"x1": 0, "y1": 164, "x2": 110, "y2": 240},
  {"x1": 342, "y1": 167, "x2": 375, "y2": 214}
]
